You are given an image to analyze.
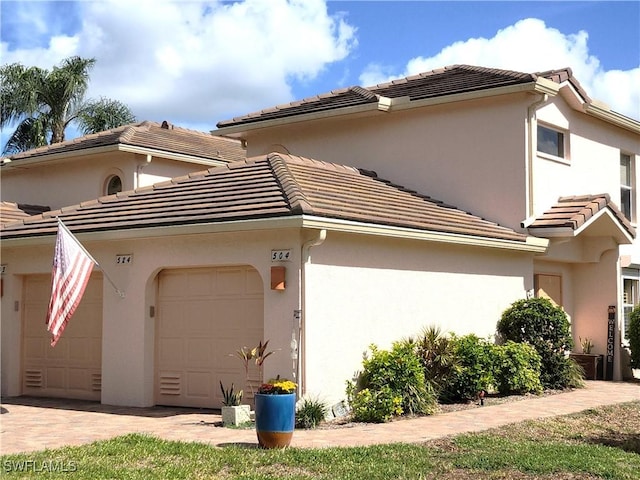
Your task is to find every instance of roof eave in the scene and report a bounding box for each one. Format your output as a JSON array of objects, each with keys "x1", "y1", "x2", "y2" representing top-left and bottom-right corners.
[
  {"x1": 1, "y1": 144, "x2": 231, "y2": 170},
  {"x1": 0, "y1": 216, "x2": 306, "y2": 246},
  {"x1": 213, "y1": 101, "x2": 383, "y2": 137},
  {"x1": 0, "y1": 213, "x2": 549, "y2": 254},
  {"x1": 582, "y1": 102, "x2": 640, "y2": 134},
  {"x1": 213, "y1": 80, "x2": 557, "y2": 138},
  {"x1": 528, "y1": 209, "x2": 635, "y2": 245},
  {"x1": 301, "y1": 215, "x2": 549, "y2": 253}
]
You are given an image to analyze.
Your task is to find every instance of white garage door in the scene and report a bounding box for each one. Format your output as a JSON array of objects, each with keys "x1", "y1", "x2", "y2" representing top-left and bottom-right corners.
[
  {"x1": 22, "y1": 274, "x2": 103, "y2": 400},
  {"x1": 155, "y1": 266, "x2": 264, "y2": 408}
]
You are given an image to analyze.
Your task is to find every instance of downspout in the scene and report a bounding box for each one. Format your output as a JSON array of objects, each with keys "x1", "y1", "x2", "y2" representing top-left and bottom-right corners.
[
  {"x1": 135, "y1": 154, "x2": 153, "y2": 189},
  {"x1": 297, "y1": 229, "x2": 327, "y2": 396},
  {"x1": 525, "y1": 94, "x2": 549, "y2": 221}
]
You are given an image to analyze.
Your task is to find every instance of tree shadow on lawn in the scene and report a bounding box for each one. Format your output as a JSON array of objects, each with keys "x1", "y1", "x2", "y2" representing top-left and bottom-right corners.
[{"x1": 586, "y1": 432, "x2": 640, "y2": 454}]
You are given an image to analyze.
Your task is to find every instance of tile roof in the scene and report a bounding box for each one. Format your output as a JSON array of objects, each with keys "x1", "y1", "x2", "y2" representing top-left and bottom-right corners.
[
  {"x1": 2, "y1": 121, "x2": 245, "y2": 164},
  {"x1": 0, "y1": 203, "x2": 49, "y2": 224},
  {"x1": 0, "y1": 153, "x2": 527, "y2": 244},
  {"x1": 528, "y1": 194, "x2": 635, "y2": 239},
  {"x1": 217, "y1": 65, "x2": 573, "y2": 128}
]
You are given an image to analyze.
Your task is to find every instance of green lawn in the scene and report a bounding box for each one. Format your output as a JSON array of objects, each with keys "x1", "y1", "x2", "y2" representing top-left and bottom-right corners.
[{"x1": 2, "y1": 402, "x2": 639, "y2": 479}]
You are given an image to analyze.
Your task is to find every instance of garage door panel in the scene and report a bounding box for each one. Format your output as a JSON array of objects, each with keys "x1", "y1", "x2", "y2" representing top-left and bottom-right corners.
[
  {"x1": 23, "y1": 305, "x2": 47, "y2": 334},
  {"x1": 217, "y1": 268, "x2": 244, "y2": 296},
  {"x1": 22, "y1": 274, "x2": 103, "y2": 400},
  {"x1": 67, "y1": 339, "x2": 89, "y2": 362},
  {"x1": 68, "y1": 368, "x2": 89, "y2": 390},
  {"x1": 159, "y1": 338, "x2": 183, "y2": 364},
  {"x1": 187, "y1": 271, "x2": 215, "y2": 297},
  {"x1": 186, "y1": 371, "x2": 211, "y2": 398},
  {"x1": 46, "y1": 367, "x2": 66, "y2": 389},
  {"x1": 24, "y1": 337, "x2": 46, "y2": 361},
  {"x1": 158, "y1": 272, "x2": 187, "y2": 297},
  {"x1": 246, "y1": 269, "x2": 263, "y2": 294},
  {"x1": 159, "y1": 303, "x2": 184, "y2": 333},
  {"x1": 156, "y1": 266, "x2": 263, "y2": 408},
  {"x1": 186, "y1": 338, "x2": 211, "y2": 366}
]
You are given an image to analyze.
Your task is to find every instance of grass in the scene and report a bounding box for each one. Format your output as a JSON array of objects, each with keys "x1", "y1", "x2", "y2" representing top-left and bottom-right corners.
[{"x1": 1, "y1": 401, "x2": 638, "y2": 479}]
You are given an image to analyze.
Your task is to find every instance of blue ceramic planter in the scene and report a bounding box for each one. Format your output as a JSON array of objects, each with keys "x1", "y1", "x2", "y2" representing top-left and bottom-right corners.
[{"x1": 254, "y1": 393, "x2": 296, "y2": 448}]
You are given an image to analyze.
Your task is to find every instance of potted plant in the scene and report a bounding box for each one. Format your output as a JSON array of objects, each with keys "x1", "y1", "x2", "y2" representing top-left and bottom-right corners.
[
  {"x1": 219, "y1": 381, "x2": 250, "y2": 426},
  {"x1": 569, "y1": 337, "x2": 602, "y2": 380},
  {"x1": 254, "y1": 376, "x2": 297, "y2": 448}
]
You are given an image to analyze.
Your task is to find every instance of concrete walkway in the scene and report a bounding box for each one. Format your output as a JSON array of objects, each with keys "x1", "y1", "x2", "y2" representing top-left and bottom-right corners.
[{"x1": 1, "y1": 381, "x2": 639, "y2": 455}]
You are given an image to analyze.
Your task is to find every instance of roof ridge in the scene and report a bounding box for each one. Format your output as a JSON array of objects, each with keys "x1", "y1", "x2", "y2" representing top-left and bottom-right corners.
[{"x1": 266, "y1": 153, "x2": 314, "y2": 215}]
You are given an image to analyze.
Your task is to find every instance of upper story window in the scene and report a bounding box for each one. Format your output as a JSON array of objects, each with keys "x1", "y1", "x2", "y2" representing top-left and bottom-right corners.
[
  {"x1": 620, "y1": 153, "x2": 634, "y2": 221},
  {"x1": 537, "y1": 124, "x2": 566, "y2": 159},
  {"x1": 106, "y1": 175, "x2": 123, "y2": 195},
  {"x1": 623, "y1": 275, "x2": 639, "y2": 341}
]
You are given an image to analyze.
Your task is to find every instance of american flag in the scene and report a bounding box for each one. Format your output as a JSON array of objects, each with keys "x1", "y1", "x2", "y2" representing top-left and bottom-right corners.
[{"x1": 46, "y1": 220, "x2": 96, "y2": 347}]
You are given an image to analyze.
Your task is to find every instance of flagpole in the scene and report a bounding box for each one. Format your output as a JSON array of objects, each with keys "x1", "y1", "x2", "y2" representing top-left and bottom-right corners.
[{"x1": 57, "y1": 219, "x2": 125, "y2": 298}]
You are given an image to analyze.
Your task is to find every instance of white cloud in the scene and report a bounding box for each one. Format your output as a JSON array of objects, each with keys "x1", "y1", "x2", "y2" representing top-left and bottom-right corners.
[
  {"x1": 359, "y1": 18, "x2": 639, "y2": 119},
  {"x1": 1, "y1": 0, "x2": 356, "y2": 128}
]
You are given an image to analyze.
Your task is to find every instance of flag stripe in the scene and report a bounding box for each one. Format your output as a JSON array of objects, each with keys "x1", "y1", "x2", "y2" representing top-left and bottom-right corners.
[{"x1": 46, "y1": 221, "x2": 96, "y2": 347}]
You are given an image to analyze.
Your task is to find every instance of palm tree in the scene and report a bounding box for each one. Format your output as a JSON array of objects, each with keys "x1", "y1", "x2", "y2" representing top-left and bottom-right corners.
[{"x1": 1, "y1": 56, "x2": 136, "y2": 154}]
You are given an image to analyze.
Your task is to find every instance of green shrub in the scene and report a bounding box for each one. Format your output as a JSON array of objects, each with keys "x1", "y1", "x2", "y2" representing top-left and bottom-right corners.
[
  {"x1": 497, "y1": 298, "x2": 575, "y2": 389},
  {"x1": 345, "y1": 385, "x2": 402, "y2": 423},
  {"x1": 440, "y1": 334, "x2": 495, "y2": 403},
  {"x1": 630, "y1": 306, "x2": 640, "y2": 369},
  {"x1": 345, "y1": 342, "x2": 437, "y2": 422},
  {"x1": 295, "y1": 396, "x2": 328, "y2": 429},
  {"x1": 493, "y1": 341, "x2": 543, "y2": 395},
  {"x1": 411, "y1": 325, "x2": 461, "y2": 398}
]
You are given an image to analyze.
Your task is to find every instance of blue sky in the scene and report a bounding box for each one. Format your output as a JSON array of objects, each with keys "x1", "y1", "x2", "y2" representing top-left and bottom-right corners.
[{"x1": 1, "y1": 0, "x2": 638, "y2": 144}]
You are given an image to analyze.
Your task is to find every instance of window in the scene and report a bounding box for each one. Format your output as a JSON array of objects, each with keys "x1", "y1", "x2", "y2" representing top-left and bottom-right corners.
[
  {"x1": 620, "y1": 153, "x2": 634, "y2": 221},
  {"x1": 537, "y1": 124, "x2": 565, "y2": 159},
  {"x1": 106, "y1": 175, "x2": 123, "y2": 195},
  {"x1": 623, "y1": 276, "x2": 639, "y2": 340}
]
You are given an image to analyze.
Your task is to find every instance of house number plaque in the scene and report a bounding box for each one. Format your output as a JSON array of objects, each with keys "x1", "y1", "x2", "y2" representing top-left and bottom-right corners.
[
  {"x1": 271, "y1": 249, "x2": 291, "y2": 262},
  {"x1": 116, "y1": 254, "x2": 133, "y2": 265}
]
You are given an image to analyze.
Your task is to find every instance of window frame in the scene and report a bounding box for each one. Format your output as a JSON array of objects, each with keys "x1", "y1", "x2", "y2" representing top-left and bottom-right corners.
[
  {"x1": 105, "y1": 174, "x2": 123, "y2": 196},
  {"x1": 622, "y1": 271, "x2": 639, "y2": 342},
  {"x1": 536, "y1": 123, "x2": 569, "y2": 164},
  {"x1": 620, "y1": 152, "x2": 635, "y2": 223}
]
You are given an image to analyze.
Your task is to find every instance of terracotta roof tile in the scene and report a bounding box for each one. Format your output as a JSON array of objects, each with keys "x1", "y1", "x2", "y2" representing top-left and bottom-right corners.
[
  {"x1": 217, "y1": 65, "x2": 557, "y2": 128},
  {"x1": 0, "y1": 203, "x2": 49, "y2": 224},
  {"x1": 2, "y1": 121, "x2": 245, "y2": 164},
  {"x1": 0, "y1": 153, "x2": 527, "y2": 244},
  {"x1": 529, "y1": 194, "x2": 635, "y2": 238}
]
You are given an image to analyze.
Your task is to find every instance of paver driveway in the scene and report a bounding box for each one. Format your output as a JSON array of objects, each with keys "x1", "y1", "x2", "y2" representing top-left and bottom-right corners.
[{"x1": 1, "y1": 381, "x2": 639, "y2": 455}]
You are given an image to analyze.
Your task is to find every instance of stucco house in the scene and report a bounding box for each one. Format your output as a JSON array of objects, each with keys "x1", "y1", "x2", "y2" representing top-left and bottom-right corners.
[
  {"x1": 1, "y1": 65, "x2": 638, "y2": 409},
  {"x1": 0, "y1": 120, "x2": 245, "y2": 214}
]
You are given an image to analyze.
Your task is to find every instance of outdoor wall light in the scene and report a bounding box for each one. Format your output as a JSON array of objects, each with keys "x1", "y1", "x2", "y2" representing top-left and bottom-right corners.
[{"x1": 271, "y1": 266, "x2": 286, "y2": 290}]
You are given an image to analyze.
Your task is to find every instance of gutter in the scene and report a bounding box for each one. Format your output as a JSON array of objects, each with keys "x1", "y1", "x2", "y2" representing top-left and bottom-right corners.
[
  {"x1": 1, "y1": 144, "x2": 229, "y2": 170},
  {"x1": 298, "y1": 229, "x2": 327, "y2": 396},
  {"x1": 583, "y1": 102, "x2": 640, "y2": 134},
  {"x1": 525, "y1": 92, "x2": 552, "y2": 219},
  {"x1": 1, "y1": 214, "x2": 549, "y2": 253},
  {"x1": 300, "y1": 216, "x2": 549, "y2": 253},
  {"x1": 213, "y1": 81, "x2": 556, "y2": 138}
]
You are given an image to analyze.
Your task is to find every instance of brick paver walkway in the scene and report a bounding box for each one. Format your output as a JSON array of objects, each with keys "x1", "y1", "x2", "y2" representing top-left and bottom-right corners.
[{"x1": 1, "y1": 381, "x2": 638, "y2": 455}]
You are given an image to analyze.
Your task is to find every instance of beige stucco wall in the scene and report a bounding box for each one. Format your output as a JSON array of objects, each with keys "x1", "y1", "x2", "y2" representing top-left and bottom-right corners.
[
  {"x1": 534, "y1": 101, "x2": 640, "y2": 219},
  {"x1": 1, "y1": 227, "x2": 303, "y2": 406},
  {"x1": 302, "y1": 232, "x2": 536, "y2": 404},
  {"x1": 242, "y1": 93, "x2": 533, "y2": 232},
  {"x1": 0, "y1": 152, "x2": 211, "y2": 211},
  {"x1": 1, "y1": 224, "x2": 539, "y2": 407}
]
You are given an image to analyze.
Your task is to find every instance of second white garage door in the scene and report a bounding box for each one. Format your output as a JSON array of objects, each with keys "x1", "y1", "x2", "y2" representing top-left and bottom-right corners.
[{"x1": 155, "y1": 266, "x2": 264, "y2": 408}]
